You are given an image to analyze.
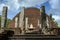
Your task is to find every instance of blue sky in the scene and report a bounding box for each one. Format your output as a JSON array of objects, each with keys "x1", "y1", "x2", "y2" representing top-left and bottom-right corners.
[{"x1": 0, "y1": 0, "x2": 60, "y2": 26}]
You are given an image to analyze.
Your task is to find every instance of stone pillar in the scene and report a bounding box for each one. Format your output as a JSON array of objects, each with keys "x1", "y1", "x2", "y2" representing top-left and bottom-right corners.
[
  {"x1": 25, "y1": 17, "x2": 28, "y2": 30},
  {"x1": 38, "y1": 19, "x2": 41, "y2": 28},
  {"x1": 49, "y1": 14, "x2": 53, "y2": 29},
  {"x1": 19, "y1": 7, "x2": 24, "y2": 28},
  {"x1": 46, "y1": 17, "x2": 49, "y2": 28},
  {"x1": 1, "y1": 6, "x2": 8, "y2": 28},
  {"x1": 50, "y1": 14, "x2": 52, "y2": 20},
  {"x1": 15, "y1": 17, "x2": 18, "y2": 28},
  {"x1": 19, "y1": 7, "x2": 24, "y2": 34},
  {"x1": 40, "y1": 6, "x2": 46, "y2": 28}
]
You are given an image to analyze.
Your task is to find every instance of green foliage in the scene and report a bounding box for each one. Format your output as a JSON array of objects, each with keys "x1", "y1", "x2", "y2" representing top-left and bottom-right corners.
[
  {"x1": 54, "y1": 21, "x2": 58, "y2": 26},
  {"x1": 6, "y1": 19, "x2": 11, "y2": 28},
  {"x1": 52, "y1": 18, "x2": 55, "y2": 21},
  {"x1": 52, "y1": 18, "x2": 59, "y2": 27},
  {"x1": 58, "y1": 26, "x2": 60, "y2": 28}
]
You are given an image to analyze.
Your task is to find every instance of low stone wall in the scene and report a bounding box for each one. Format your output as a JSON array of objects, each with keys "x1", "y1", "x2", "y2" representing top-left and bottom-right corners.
[
  {"x1": 0, "y1": 28, "x2": 60, "y2": 40},
  {"x1": 9, "y1": 35, "x2": 60, "y2": 40}
]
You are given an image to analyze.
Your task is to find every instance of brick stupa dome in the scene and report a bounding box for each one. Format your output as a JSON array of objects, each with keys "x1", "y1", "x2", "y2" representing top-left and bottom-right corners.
[
  {"x1": 9, "y1": 7, "x2": 40, "y2": 28},
  {"x1": 9, "y1": 7, "x2": 57, "y2": 29}
]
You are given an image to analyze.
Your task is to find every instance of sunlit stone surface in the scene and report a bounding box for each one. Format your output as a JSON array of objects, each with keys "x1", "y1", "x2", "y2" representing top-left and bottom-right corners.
[{"x1": 1, "y1": 6, "x2": 8, "y2": 28}]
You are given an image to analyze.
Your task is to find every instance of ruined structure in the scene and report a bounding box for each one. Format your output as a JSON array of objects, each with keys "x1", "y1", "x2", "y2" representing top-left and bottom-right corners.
[
  {"x1": 0, "y1": 5, "x2": 58, "y2": 35},
  {"x1": 8, "y1": 6, "x2": 58, "y2": 35},
  {"x1": 0, "y1": 4, "x2": 60, "y2": 40}
]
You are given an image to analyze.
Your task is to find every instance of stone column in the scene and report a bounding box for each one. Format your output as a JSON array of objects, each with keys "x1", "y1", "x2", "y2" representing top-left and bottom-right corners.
[
  {"x1": 38, "y1": 19, "x2": 41, "y2": 28},
  {"x1": 25, "y1": 17, "x2": 28, "y2": 30},
  {"x1": 40, "y1": 6, "x2": 46, "y2": 28},
  {"x1": 46, "y1": 17, "x2": 49, "y2": 28},
  {"x1": 50, "y1": 14, "x2": 52, "y2": 20},
  {"x1": 15, "y1": 17, "x2": 18, "y2": 28},
  {"x1": 49, "y1": 14, "x2": 53, "y2": 29},
  {"x1": 1, "y1": 6, "x2": 8, "y2": 28},
  {"x1": 19, "y1": 7, "x2": 24, "y2": 28},
  {"x1": 39, "y1": 8, "x2": 42, "y2": 29},
  {"x1": 19, "y1": 7, "x2": 24, "y2": 34}
]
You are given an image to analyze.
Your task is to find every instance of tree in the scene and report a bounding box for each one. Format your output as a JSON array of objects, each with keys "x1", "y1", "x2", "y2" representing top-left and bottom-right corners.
[
  {"x1": 52, "y1": 18, "x2": 59, "y2": 27},
  {"x1": 6, "y1": 19, "x2": 11, "y2": 28}
]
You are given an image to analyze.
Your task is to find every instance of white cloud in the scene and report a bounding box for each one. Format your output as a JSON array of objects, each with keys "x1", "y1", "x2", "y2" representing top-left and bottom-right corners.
[
  {"x1": 0, "y1": 3, "x2": 10, "y2": 15},
  {"x1": 0, "y1": 0, "x2": 48, "y2": 11},
  {"x1": 0, "y1": 0, "x2": 20, "y2": 18},
  {"x1": 52, "y1": 15, "x2": 60, "y2": 21},
  {"x1": 0, "y1": 0, "x2": 20, "y2": 11},
  {"x1": 49, "y1": 0, "x2": 60, "y2": 26},
  {"x1": 5, "y1": 0, "x2": 20, "y2": 10},
  {"x1": 52, "y1": 15, "x2": 60, "y2": 26},
  {"x1": 0, "y1": 0, "x2": 48, "y2": 18},
  {"x1": 49, "y1": 0, "x2": 60, "y2": 9},
  {"x1": 18, "y1": 0, "x2": 48, "y2": 7},
  {"x1": 49, "y1": 0, "x2": 60, "y2": 12},
  {"x1": 0, "y1": 4, "x2": 5, "y2": 13}
]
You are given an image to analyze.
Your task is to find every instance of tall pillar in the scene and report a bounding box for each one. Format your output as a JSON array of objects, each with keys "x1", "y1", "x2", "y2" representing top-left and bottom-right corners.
[
  {"x1": 19, "y1": 7, "x2": 24, "y2": 28},
  {"x1": 1, "y1": 6, "x2": 8, "y2": 28},
  {"x1": 49, "y1": 14, "x2": 53, "y2": 29},
  {"x1": 38, "y1": 19, "x2": 42, "y2": 30},
  {"x1": 19, "y1": 7, "x2": 24, "y2": 34},
  {"x1": 15, "y1": 17, "x2": 18, "y2": 28},
  {"x1": 50, "y1": 14, "x2": 52, "y2": 20},
  {"x1": 25, "y1": 17, "x2": 28, "y2": 30},
  {"x1": 46, "y1": 17, "x2": 49, "y2": 28},
  {"x1": 46, "y1": 14, "x2": 52, "y2": 29},
  {"x1": 40, "y1": 6, "x2": 46, "y2": 28}
]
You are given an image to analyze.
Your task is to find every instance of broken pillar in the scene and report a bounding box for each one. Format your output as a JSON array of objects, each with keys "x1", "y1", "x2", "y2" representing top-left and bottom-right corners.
[
  {"x1": 38, "y1": 19, "x2": 42, "y2": 29},
  {"x1": 49, "y1": 14, "x2": 53, "y2": 29},
  {"x1": 19, "y1": 7, "x2": 24, "y2": 34},
  {"x1": 19, "y1": 7, "x2": 24, "y2": 28},
  {"x1": 15, "y1": 17, "x2": 18, "y2": 28},
  {"x1": 1, "y1": 6, "x2": 8, "y2": 28},
  {"x1": 46, "y1": 16, "x2": 49, "y2": 28},
  {"x1": 46, "y1": 14, "x2": 53, "y2": 31},
  {"x1": 25, "y1": 17, "x2": 28, "y2": 31},
  {"x1": 50, "y1": 14, "x2": 52, "y2": 20},
  {"x1": 40, "y1": 6, "x2": 46, "y2": 28}
]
